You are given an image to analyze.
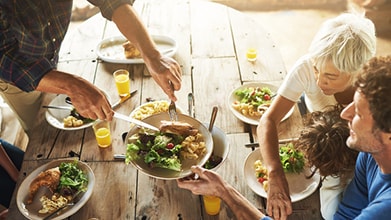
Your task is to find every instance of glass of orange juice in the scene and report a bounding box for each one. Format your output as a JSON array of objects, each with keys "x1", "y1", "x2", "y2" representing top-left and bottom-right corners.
[
  {"x1": 92, "y1": 120, "x2": 112, "y2": 148},
  {"x1": 113, "y1": 69, "x2": 130, "y2": 97},
  {"x1": 202, "y1": 195, "x2": 221, "y2": 215},
  {"x1": 246, "y1": 48, "x2": 257, "y2": 62}
]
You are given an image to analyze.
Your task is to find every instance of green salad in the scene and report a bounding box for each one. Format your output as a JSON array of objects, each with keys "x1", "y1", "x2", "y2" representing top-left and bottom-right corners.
[
  {"x1": 234, "y1": 86, "x2": 273, "y2": 108},
  {"x1": 126, "y1": 131, "x2": 185, "y2": 171},
  {"x1": 58, "y1": 160, "x2": 88, "y2": 195},
  {"x1": 279, "y1": 143, "x2": 305, "y2": 173}
]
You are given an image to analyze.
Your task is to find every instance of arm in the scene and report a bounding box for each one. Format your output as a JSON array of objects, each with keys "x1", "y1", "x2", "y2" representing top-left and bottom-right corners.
[
  {"x1": 36, "y1": 70, "x2": 113, "y2": 121},
  {"x1": 177, "y1": 166, "x2": 267, "y2": 219},
  {"x1": 0, "y1": 143, "x2": 19, "y2": 182},
  {"x1": 257, "y1": 95, "x2": 296, "y2": 219},
  {"x1": 111, "y1": 4, "x2": 182, "y2": 101}
]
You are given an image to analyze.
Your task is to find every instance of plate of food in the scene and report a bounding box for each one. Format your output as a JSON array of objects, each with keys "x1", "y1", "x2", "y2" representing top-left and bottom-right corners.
[
  {"x1": 45, "y1": 94, "x2": 111, "y2": 131},
  {"x1": 16, "y1": 159, "x2": 95, "y2": 220},
  {"x1": 244, "y1": 142, "x2": 320, "y2": 202},
  {"x1": 228, "y1": 82, "x2": 294, "y2": 125},
  {"x1": 129, "y1": 100, "x2": 184, "y2": 121},
  {"x1": 96, "y1": 35, "x2": 177, "y2": 64},
  {"x1": 124, "y1": 112, "x2": 213, "y2": 180}
]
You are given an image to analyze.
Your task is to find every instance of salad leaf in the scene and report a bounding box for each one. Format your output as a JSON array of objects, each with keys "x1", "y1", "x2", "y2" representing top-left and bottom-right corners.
[
  {"x1": 58, "y1": 160, "x2": 88, "y2": 193},
  {"x1": 235, "y1": 87, "x2": 273, "y2": 108},
  {"x1": 279, "y1": 143, "x2": 305, "y2": 173},
  {"x1": 125, "y1": 132, "x2": 185, "y2": 171}
]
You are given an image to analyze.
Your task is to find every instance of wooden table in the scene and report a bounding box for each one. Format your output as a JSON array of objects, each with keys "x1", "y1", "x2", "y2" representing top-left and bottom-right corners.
[{"x1": 8, "y1": 0, "x2": 322, "y2": 219}]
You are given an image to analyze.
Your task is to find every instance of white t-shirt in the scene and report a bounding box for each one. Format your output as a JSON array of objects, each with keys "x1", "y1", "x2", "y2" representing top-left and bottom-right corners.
[{"x1": 278, "y1": 55, "x2": 337, "y2": 112}]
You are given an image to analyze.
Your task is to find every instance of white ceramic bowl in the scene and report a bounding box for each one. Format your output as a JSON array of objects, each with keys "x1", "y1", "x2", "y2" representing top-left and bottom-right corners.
[{"x1": 203, "y1": 123, "x2": 230, "y2": 171}]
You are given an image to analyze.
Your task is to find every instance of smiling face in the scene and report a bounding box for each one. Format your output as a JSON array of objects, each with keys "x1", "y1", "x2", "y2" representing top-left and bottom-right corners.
[
  {"x1": 313, "y1": 59, "x2": 352, "y2": 95},
  {"x1": 340, "y1": 91, "x2": 385, "y2": 154}
]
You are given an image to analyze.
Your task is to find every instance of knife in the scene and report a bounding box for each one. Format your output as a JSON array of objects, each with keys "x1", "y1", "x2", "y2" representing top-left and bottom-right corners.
[
  {"x1": 113, "y1": 112, "x2": 159, "y2": 131},
  {"x1": 111, "y1": 90, "x2": 137, "y2": 109},
  {"x1": 42, "y1": 105, "x2": 73, "y2": 110},
  {"x1": 244, "y1": 137, "x2": 299, "y2": 148}
]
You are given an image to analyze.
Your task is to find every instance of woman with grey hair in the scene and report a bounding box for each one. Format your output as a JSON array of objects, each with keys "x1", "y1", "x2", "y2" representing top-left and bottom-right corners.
[{"x1": 256, "y1": 12, "x2": 376, "y2": 220}]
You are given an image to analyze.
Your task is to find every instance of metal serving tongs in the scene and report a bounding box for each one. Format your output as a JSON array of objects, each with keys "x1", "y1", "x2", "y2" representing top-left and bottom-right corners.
[{"x1": 168, "y1": 82, "x2": 178, "y2": 121}]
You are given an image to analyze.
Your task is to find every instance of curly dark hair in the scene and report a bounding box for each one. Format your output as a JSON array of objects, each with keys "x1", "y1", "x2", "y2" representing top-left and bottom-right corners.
[
  {"x1": 295, "y1": 105, "x2": 358, "y2": 184},
  {"x1": 354, "y1": 55, "x2": 391, "y2": 133}
]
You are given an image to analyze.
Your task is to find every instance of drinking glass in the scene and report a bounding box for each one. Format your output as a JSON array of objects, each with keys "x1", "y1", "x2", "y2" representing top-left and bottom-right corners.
[
  {"x1": 92, "y1": 120, "x2": 112, "y2": 148},
  {"x1": 113, "y1": 69, "x2": 130, "y2": 97}
]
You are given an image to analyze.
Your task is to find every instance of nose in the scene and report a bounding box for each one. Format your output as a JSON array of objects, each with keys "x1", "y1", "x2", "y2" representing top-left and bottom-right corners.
[{"x1": 341, "y1": 102, "x2": 354, "y2": 121}]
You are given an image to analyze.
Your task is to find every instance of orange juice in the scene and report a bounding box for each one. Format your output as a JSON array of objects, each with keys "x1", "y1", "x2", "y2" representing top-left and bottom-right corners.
[
  {"x1": 246, "y1": 48, "x2": 257, "y2": 62},
  {"x1": 95, "y1": 127, "x2": 111, "y2": 148},
  {"x1": 202, "y1": 195, "x2": 221, "y2": 215},
  {"x1": 113, "y1": 69, "x2": 130, "y2": 97}
]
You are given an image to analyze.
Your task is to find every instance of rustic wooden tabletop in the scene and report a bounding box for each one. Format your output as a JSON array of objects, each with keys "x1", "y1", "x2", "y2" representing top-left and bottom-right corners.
[{"x1": 8, "y1": 0, "x2": 322, "y2": 219}]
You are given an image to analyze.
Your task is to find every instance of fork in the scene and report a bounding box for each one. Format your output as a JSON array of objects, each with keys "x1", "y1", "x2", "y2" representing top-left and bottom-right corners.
[{"x1": 168, "y1": 82, "x2": 178, "y2": 121}]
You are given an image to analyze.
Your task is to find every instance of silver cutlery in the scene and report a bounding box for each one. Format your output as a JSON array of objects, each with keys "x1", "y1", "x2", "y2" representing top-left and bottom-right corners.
[
  {"x1": 168, "y1": 82, "x2": 178, "y2": 121},
  {"x1": 188, "y1": 93, "x2": 195, "y2": 118},
  {"x1": 42, "y1": 105, "x2": 73, "y2": 110},
  {"x1": 113, "y1": 112, "x2": 159, "y2": 131},
  {"x1": 244, "y1": 137, "x2": 299, "y2": 148}
]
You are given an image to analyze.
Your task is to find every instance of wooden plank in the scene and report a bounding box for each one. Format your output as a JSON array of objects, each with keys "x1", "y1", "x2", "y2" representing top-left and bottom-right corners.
[
  {"x1": 59, "y1": 15, "x2": 107, "y2": 61},
  {"x1": 191, "y1": 57, "x2": 244, "y2": 134},
  {"x1": 190, "y1": 1, "x2": 235, "y2": 58},
  {"x1": 228, "y1": 7, "x2": 287, "y2": 82},
  {"x1": 70, "y1": 161, "x2": 137, "y2": 219}
]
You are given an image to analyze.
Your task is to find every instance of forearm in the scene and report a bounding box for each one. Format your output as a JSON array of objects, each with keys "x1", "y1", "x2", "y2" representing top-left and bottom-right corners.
[
  {"x1": 35, "y1": 70, "x2": 93, "y2": 95},
  {"x1": 112, "y1": 4, "x2": 160, "y2": 62},
  {"x1": 221, "y1": 184, "x2": 266, "y2": 219},
  {"x1": 0, "y1": 145, "x2": 19, "y2": 182}
]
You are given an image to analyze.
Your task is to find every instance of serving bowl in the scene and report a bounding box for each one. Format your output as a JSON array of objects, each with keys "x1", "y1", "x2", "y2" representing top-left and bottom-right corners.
[
  {"x1": 203, "y1": 124, "x2": 230, "y2": 171},
  {"x1": 125, "y1": 112, "x2": 213, "y2": 180}
]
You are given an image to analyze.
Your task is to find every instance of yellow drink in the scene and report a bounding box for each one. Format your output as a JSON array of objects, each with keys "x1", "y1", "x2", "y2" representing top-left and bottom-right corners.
[
  {"x1": 113, "y1": 69, "x2": 130, "y2": 97},
  {"x1": 246, "y1": 48, "x2": 257, "y2": 62},
  {"x1": 94, "y1": 127, "x2": 111, "y2": 148},
  {"x1": 202, "y1": 195, "x2": 221, "y2": 215}
]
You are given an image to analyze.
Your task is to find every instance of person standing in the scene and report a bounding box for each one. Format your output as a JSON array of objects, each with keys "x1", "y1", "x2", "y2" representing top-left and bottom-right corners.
[{"x1": 0, "y1": 0, "x2": 182, "y2": 134}]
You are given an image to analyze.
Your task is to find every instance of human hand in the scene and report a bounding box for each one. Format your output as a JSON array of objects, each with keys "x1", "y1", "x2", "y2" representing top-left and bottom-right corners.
[
  {"x1": 67, "y1": 85, "x2": 113, "y2": 121},
  {"x1": 177, "y1": 166, "x2": 225, "y2": 197},
  {"x1": 145, "y1": 55, "x2": 182, "y2": 101},
  {"x1": 266, "y1": 173, "x2": 292, "y2": 220}
]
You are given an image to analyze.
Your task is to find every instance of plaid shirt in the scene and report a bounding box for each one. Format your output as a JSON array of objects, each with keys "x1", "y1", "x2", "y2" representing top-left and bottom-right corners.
[{"x1": 0, "y1": 0, "x2": 131, "y2": 92}]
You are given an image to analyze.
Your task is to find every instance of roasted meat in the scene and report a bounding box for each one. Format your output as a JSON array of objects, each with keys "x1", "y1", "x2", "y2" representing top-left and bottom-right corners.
[
  {"x1": 27, "y1": 167, "x2": 61, "y2": 204},
  {"x1": 159, "y1": 120, "x2": 199, "y2": 136},
  {"x1": 123, "y1": 41, "x2": 141, "y2": 59}
]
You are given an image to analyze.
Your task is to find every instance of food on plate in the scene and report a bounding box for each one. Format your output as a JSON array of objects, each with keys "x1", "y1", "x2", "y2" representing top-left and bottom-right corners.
[
  {"x1": 27, "y1": 167, "x2": 61, "y2": 204},
  {"x1": 159, "y1": 120, "x2": 199, "y2": 136},
  {"x1": 123, "y1": 41, "x2": 141, "y2": 59},
  {"x1": 63, "y1": 109, "x2": 94, "y2": 127},
  {"x1": 126, "y1": 123, "x2": 206, "y2": 172},
  {"x1": 131, "y1": 100, "x2": 171, "y2": 120},
  {"x1": 254, "y1": 142, "x2": 305, "y2": 191},
  {"x1": 203, "y1": 154, "x2": 223, "y2": 170},
  {"x1": 232, "y1": 86, "x2": 273, "y2": 118},
  {"x1": 27, "y1": 161, "x2": 88, "y2": 214}
]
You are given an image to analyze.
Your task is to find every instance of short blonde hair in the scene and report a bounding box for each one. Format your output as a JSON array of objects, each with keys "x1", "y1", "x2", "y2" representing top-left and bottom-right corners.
[{"x1": 309, "y1": 13, "x2": 376, "y2": 75}]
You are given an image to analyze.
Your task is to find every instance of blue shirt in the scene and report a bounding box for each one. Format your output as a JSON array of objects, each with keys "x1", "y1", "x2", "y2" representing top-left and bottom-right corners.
[
  {"x1": 334, "y1": 152, "x2": 391, "y2": 219},
  {"x1": 0, "y1": 0, "x2": 131, "y2": 92}
]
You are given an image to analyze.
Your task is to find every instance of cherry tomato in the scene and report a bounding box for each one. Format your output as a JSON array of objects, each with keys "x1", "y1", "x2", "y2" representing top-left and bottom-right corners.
[
  {"x1": 258, "y1": 177, "x2": 266, "y2": 184},
  {"x1": 263, "y1": 94, "x2": 271, "y2": 101},
  {"x1": 166, "y1": 143, "x2": 174, "y2": 149}
]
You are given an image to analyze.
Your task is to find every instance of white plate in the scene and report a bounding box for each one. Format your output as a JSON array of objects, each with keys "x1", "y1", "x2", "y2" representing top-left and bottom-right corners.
[
  {"x1": 45, "y1": 94, "x2": 93, "y2": 130},
  {"x1": 96, "y1": 35, "x2": 177, "y2": 64},
  {"x1": 16, "y1": 159, "x2": 95, "y2": 220},
  {"x1": 125, "y1": 113, "x2": 213, "y2": 180},
  {"x1": 243, "y1": 150, "x2": 320, "y2": 202},
  {"x1": 228, "y1": 82, "x2": 294, "y2": 125},
  {"x1": 129, "y1": 100, "x2": 184, "y2": 121}
]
